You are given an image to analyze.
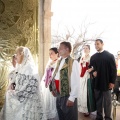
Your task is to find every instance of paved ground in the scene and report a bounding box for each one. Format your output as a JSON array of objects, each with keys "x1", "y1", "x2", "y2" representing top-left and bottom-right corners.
[
  {"x1": 78, "y1": 106, "x2": 120, "y2": 120},
  {"x1": 1, "y1": 105, "x2": 120, "y2": 120}
]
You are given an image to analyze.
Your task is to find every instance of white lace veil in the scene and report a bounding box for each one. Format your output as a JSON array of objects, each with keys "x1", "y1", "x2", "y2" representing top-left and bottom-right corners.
[
  {"x1": 15, "y1": 47, "x2": 36, "y2": 74},
  {"x1": 15, "y1": 46, "x2": 42, "y2": 91},
  {"x1": 21, "y1": 47, "x2": 35, "y2": 66}
]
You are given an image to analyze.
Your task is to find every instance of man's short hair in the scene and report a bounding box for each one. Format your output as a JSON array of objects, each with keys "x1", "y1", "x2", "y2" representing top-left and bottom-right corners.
[
  {"x1": 95, "y1": 39, "x2": 103, "y2": 44},
  {"x1": 60, "y1": 41, "x2": 72, "y2": 52}
]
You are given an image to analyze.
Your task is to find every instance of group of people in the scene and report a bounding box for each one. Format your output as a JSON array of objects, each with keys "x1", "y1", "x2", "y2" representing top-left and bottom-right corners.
[{"x1": 0, "y1": 39, "x2": 118, "y2": 120}]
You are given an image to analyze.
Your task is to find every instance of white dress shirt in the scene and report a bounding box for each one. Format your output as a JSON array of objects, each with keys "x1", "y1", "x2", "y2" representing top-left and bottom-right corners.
[
  {"x1": 55, "y1": 58, "x2": 80, "y2": 102},
  {"x1": 98, "y1": 49, "x2": 104, "y2": 53}
]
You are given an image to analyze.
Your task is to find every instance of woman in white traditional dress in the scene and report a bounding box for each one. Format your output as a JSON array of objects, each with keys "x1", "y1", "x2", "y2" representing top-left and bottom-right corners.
[
  {"x1": 41, "y1": 47, "x2": 59, "y2": 120},
  {"x1": 78, "y1": 45, "x2": 94, "y2": 116},
  {"x1": 0, "y1": 46, "x2": 46, "y2": 120}
]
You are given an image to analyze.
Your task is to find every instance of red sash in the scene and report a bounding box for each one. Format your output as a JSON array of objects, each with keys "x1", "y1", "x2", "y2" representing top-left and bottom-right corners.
[{"x1": 54, "y1": 80, "x2": 60, "y2": 92}]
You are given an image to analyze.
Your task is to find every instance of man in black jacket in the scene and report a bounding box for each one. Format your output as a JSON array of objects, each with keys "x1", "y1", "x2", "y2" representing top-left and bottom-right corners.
[{"x1": 89, "y1": 39, "x2": 117, "y2": 120}]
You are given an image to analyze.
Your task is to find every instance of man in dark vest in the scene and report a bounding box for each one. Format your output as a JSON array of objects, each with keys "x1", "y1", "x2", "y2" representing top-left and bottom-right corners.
[
  {"x1": 89, "y1": 39, "x2": 117, "y2": 120},
  {"x1": 50, "y1": 41, "x2": 80, "y2": 120}
]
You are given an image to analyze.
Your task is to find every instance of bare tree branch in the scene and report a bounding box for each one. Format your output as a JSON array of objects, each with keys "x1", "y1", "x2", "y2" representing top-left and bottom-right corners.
[{"x1": 52, "y1": 22, "x2": 103, "y2": 59}]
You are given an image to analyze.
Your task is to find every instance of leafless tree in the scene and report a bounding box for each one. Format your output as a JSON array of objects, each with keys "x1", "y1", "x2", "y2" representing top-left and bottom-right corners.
[{"x1": 52, "y1": 22, "x2": 103, "y2": 60}]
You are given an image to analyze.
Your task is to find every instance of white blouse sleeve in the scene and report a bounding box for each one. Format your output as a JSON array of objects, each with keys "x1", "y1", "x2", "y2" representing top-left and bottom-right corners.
[{"x1": 68, "y1": 60, "x2": 80, "y2": 102}]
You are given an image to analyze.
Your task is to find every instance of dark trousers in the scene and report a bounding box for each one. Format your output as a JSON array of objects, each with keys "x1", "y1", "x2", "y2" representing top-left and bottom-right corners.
[
  {"x1": 94, "y1": 89, "x2": 112, "y2": 120},
  {"x1": 56, "y1": 96, "x2": 78, "y2": 120}
]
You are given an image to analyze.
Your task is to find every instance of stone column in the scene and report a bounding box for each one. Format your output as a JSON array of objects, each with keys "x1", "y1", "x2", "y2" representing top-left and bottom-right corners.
[
  {"x1": 38, "y1": 0, "x2": 52, "y2": 77},
  {"x1": 43, "y1": 11, "x2": 53, "y2": 67}
]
